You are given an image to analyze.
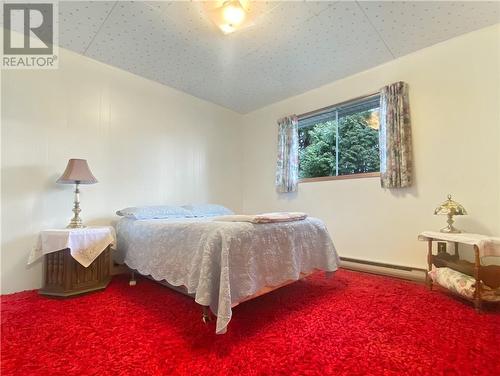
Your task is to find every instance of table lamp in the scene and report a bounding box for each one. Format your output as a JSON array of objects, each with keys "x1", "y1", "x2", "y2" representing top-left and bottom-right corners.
[
  {"x1": 434, "y1": 194, "x2": 467, "y2": 233},
  {"x1": 57, "y1": 159, "x2": 98, "y2": 228}
]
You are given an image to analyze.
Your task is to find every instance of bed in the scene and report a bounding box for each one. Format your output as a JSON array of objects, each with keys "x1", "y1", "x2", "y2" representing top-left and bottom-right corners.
[{"x1": 115, "y1": 208, "x2": 339, "y2": 334}]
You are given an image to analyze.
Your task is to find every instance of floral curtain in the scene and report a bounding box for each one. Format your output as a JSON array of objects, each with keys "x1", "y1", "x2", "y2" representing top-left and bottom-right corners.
[
  {"x1": 379, "y1": 82, "x2": 413, "y2": 188},
  {"x1": 276, "y1": 115, "x2": 299, "y2": 193}
]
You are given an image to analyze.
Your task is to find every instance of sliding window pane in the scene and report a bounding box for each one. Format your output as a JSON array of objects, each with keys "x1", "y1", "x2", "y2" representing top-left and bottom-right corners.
[
  {"x1": 297, "y1": 94, "x2": 380, "y2": 179},
  {"x1": 338, "y1": 108, "x2": 380, "y2": 175},
  {"x1": 298, "y1": 119, "x2": 337, "y2": 179}
]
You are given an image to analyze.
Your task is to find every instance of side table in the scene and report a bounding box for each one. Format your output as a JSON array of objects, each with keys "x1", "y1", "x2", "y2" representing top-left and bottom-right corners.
[
  {"x1": 418, "y1": 231, "x2": 500, "y2": 310},
  {"x1": 29, "y1": 226, "x2": 116, "y2": 297}
]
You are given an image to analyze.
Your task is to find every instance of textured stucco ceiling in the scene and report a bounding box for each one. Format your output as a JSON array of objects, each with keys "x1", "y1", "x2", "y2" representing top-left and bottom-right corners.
[{"x1": 59, "y1": 1, "x2": 500, "y2": 113}]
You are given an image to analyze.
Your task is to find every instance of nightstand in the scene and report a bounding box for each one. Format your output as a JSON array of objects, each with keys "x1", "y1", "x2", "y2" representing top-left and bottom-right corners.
[
  {"x1": 30, "y1": 226, "x2": 116, "y2": 297},
  {"x1": 418, "y1": 231, "x2": 500, "y2": 310}
]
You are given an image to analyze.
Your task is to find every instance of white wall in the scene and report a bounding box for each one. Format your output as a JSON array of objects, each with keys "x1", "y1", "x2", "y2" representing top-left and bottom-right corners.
[
  {"x1": 241, "y1": 24, "x2": 500, "y2": 269},
  {"x1": 1, "y1": 47, "x2": 242, "y2": 293}
]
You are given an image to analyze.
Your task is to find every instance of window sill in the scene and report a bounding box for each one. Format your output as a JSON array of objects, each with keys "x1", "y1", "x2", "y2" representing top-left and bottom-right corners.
[{"x1": 299, "y1": 172, "x2": 380, "y2": 183}]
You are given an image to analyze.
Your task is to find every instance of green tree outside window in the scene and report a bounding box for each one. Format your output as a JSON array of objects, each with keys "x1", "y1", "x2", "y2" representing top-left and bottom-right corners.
[{"x1": 299, "y1": 110, "x2": 380, "y2": 179}]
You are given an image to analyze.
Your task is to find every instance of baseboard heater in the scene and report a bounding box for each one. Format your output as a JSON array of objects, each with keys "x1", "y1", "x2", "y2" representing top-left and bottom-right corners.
[{"x1": 340, "y1": 257, "x2": 427, "y2": 283}]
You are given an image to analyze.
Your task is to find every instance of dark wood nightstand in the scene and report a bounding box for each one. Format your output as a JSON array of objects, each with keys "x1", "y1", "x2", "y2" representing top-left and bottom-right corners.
[{"x1": 39, "y1": 245, "x2": 112, "y2": 297}]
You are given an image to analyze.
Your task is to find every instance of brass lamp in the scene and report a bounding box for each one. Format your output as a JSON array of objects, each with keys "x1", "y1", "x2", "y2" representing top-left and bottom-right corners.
[
  {"x1": 434, "y1": 194, "x2": 467, "y2": 233},
  {"x1": 57, "y1": 159, "x2": 98, "y2": 228}
]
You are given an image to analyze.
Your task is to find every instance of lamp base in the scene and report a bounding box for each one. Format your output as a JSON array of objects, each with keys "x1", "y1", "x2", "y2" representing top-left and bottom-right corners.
[
  {"x1": 439, "y1": 225, "x2": 462, "y2": 234},
  {"x1": 439, "y1": 213, "x2": 462, "y2": 234},
  {"x1": 66, "y1": 222, "x2": 86, "y2": 229},
  {"x1": 67, "y1": 182, "x2": 85, "y2": 229}
]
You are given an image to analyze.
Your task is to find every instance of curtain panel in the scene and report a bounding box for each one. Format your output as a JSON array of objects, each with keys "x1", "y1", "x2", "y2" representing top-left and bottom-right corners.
[
  {"x1": 379, "y1": 82, "x2": 413, "y2": 188},
  {"x1": 276, "y1": 115, "x2": 299, "y2": 193}
]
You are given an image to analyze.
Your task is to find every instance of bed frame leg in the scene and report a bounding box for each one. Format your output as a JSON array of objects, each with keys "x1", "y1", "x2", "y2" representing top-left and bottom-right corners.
[
  {"x1": 201, "y1": 306, "x2": 212, "y2": 324},
  {"x1": 129, "y1": 270, "x2": 136, "y2": 286}
]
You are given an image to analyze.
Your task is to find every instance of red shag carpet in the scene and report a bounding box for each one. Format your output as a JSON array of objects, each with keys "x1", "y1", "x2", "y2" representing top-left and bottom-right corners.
[{"x1": 1, "y1": 269, "x2": 499, "y2": 376}]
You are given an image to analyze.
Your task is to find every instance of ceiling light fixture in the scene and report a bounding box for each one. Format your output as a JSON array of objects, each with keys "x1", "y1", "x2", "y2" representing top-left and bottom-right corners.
[
  {"x1": 223, "y1": 1, "x2": 246, "y2": 26},
  {"x1": 208, "y1": 0, "x2": 250, "y2": 35}
]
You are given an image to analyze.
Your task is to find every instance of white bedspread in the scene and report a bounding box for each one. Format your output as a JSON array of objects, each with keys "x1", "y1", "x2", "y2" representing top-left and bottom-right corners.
[{"x1": 116, "y1": 217, "x2": 339, "y2": 334}]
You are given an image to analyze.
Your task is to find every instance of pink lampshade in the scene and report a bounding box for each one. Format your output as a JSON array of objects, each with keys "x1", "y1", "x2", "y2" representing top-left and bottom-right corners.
[{"x1": 56, "y1": 159, "x2": 98, "y2": 184}]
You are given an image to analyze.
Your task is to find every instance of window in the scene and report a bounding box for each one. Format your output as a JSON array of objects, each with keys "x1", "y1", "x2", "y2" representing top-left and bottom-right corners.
[{"x1": 298, "y1": 94, "x2": 380, "y2": 180}]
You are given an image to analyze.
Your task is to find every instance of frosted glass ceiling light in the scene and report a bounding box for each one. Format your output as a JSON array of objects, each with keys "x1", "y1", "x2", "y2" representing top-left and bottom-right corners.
[
  {"x1": 208, "y1": 1, "x2": 250, "y2": 35},
  {"x1": 222, "y1": 1, "x2": 246, "y2": 26}
]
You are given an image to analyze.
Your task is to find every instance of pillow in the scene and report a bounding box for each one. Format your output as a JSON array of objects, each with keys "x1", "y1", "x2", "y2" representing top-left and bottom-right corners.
[
  {"x1": 429, "y1": 266, "x2": 500, "y2": 302},
  {"x1": 116, "y1": 205, "x2": 192, "y2": 220},
  {"x1": 429, "y1": 266, "x2": 476, "y2": 299},
  {"x1": 182, "y1": 204, "x2": 234, "y2": 217}
]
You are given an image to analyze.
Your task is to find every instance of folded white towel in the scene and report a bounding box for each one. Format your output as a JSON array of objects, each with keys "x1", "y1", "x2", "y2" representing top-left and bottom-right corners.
[{"x1": 213, "y1": 212, "x2": 308, "y2": 224}]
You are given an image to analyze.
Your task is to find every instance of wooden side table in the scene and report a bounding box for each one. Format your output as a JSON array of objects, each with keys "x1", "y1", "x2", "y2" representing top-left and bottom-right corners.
[
  {"x1": 419, "y1": 231, "x2": 500, "y2": 311},
  {"x1": 30, "y1": 226, "x2": 116, "y2": 297},
  {"x1": 39, "y1": 245, "x2": 112, "y2": 297}
]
